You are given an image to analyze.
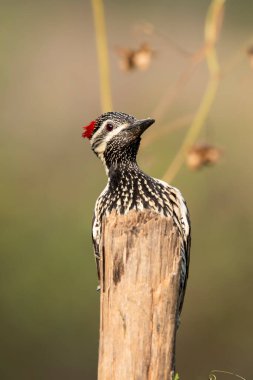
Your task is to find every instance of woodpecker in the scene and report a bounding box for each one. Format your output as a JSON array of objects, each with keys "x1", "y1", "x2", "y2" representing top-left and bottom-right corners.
[{"x1": 82, "y1": 111, "x2": 191, "y2": 315}]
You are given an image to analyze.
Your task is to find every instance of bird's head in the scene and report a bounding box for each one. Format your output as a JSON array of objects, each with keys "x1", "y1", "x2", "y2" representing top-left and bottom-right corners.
[{"x1": 82, "y1": 111, "x2": 155, "y2": 171}]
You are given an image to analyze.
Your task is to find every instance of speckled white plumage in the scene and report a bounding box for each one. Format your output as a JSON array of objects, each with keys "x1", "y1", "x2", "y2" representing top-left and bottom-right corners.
[{"x1": 84, "y1": 111, "x2": 191, "y2": 315}]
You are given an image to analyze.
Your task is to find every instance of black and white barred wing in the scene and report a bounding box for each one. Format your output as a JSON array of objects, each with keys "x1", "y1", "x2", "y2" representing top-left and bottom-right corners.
[
  {"x1": 155, "y1": 179, "x2": 191, "y2": 314},
  {"x1": 92, "y1": 213, "x2": 101, "y2": 281},
  {"x1": 169, "y1": 187, "x2": 191, "y2": 314},
  {"x1": 91, "y1": 184, "x2": 110, "y2": 282}
]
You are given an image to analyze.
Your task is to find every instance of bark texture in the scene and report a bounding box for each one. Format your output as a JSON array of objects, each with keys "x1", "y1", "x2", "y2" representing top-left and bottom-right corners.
[{"x1": 98, "y1": 210, "x2": 181, "y2": 380}]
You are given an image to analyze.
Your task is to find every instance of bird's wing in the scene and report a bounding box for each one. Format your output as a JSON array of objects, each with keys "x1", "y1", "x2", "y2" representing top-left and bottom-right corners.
[
  {"x1": 178, "y1": 204, "x2": 191, "y2": 315},
  {"x1": 155, "y1": 178, "x2": 191, "y2": 314},
  {"x1": 92, "y1": 213, "x2": 101, "y2": 282},
  {"x1": 173, "y1": 193, "x2": 191, "y2": 314},
  {"x1": 91, "y1": 184, "x2": 109, "y2": 284}
]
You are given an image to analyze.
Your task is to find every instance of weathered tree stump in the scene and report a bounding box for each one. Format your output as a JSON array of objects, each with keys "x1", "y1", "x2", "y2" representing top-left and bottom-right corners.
[{"x1": 98, "y1": 210, "x2": 181, "y2": 380}]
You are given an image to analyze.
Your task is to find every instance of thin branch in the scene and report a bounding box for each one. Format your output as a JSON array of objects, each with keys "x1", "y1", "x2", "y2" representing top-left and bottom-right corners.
[
  {"x1": 134, "y1": 22, "x2": 194, "y2": 59},
  {"x1": 142, "y1": 113, "x2": 193, "y2": 148},
  {"x1": 152, "y1": 39, "x2": 207, "y2": 123},
  {"x1": 221, "y1": 35, "x2": 253, "y2": 77},
  {"x1": 92, "y1": 0, "x2": 113, "y2": 112},
  {"x1": 163, "y1": 0, "x2": 225, "y2": 183}
]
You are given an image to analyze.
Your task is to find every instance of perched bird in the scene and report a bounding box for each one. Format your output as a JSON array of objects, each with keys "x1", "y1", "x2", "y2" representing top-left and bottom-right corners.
[{"x1": 82, "y1": 111, "x2": 191, "y2": 315}]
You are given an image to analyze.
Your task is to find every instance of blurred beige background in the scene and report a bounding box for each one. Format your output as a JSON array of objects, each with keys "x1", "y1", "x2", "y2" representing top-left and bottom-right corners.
[{"x1": 1, "y1": 0, "x2": 253, "y2": 379}]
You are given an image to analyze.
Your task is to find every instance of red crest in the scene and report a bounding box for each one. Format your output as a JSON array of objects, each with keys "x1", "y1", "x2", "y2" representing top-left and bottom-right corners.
[{"x1": 82, "y1": 120, "x2": 96, "y2": 139}]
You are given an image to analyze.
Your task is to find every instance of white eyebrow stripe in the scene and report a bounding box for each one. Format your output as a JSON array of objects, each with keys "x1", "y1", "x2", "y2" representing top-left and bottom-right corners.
[
  {"x1": 90, "y1": 120, "x2": 128, "y2": 145},
  {"x1": 104, "y1": 123, "x2": 128, "y2": 143}
]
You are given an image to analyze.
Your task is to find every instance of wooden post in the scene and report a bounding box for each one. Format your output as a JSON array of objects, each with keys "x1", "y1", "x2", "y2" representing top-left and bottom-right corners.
[{"x1": 98, "y1": 210, "x2": 182, "y2": 380}]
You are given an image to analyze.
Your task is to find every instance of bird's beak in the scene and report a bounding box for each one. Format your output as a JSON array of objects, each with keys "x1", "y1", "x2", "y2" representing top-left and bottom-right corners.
[{"x1": 128, "y1": 118, "x2": 155, "y2": 137}]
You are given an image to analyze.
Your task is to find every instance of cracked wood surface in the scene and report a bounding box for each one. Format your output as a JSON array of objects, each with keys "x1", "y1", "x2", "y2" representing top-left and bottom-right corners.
[{"x1": 98, "y1": 210, "x2": 181, "y2": 380}]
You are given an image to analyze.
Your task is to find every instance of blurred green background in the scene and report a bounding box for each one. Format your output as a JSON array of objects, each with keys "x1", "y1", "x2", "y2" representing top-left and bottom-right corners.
[{"x1": 1, "y1": 0, "x2": 253, "y2": 379}]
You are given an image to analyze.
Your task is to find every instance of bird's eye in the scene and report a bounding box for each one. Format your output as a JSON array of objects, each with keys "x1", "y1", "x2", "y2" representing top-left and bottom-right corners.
[{"x1": 106, "y1": 123, "x2": 114, "y2": 132}]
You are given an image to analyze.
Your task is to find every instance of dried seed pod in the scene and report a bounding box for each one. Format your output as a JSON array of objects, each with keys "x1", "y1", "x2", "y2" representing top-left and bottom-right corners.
[
  {"x1": 133, "y1": 43, "x2": 154, "y2": 70},
  {"x1": 116, "y1": 43, "x2": 154, "y2": 72},
  {"x1": 247, "y1": 46, "x2": 253, "y2": 69},
  {"x1": 186, "y1": 143, "x2": 222, "y2": 170}
]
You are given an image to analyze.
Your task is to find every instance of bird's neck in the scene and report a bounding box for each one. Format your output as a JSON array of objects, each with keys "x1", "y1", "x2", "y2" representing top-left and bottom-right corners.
[
  {"x1": 103, "y1": 140, "x2": 141, "y2": 178},
  {"x1": 107, "y1": 160, "x2": 140, "y2": 179},
  {"x1": 107, "y1": 160, "x2": 140, "y2": 186}
]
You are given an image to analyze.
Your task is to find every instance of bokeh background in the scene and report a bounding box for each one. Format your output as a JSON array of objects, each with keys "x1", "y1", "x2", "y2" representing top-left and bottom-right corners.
[{"x1": 1, "y1": 0, "x2": 253, "y2": 379}]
